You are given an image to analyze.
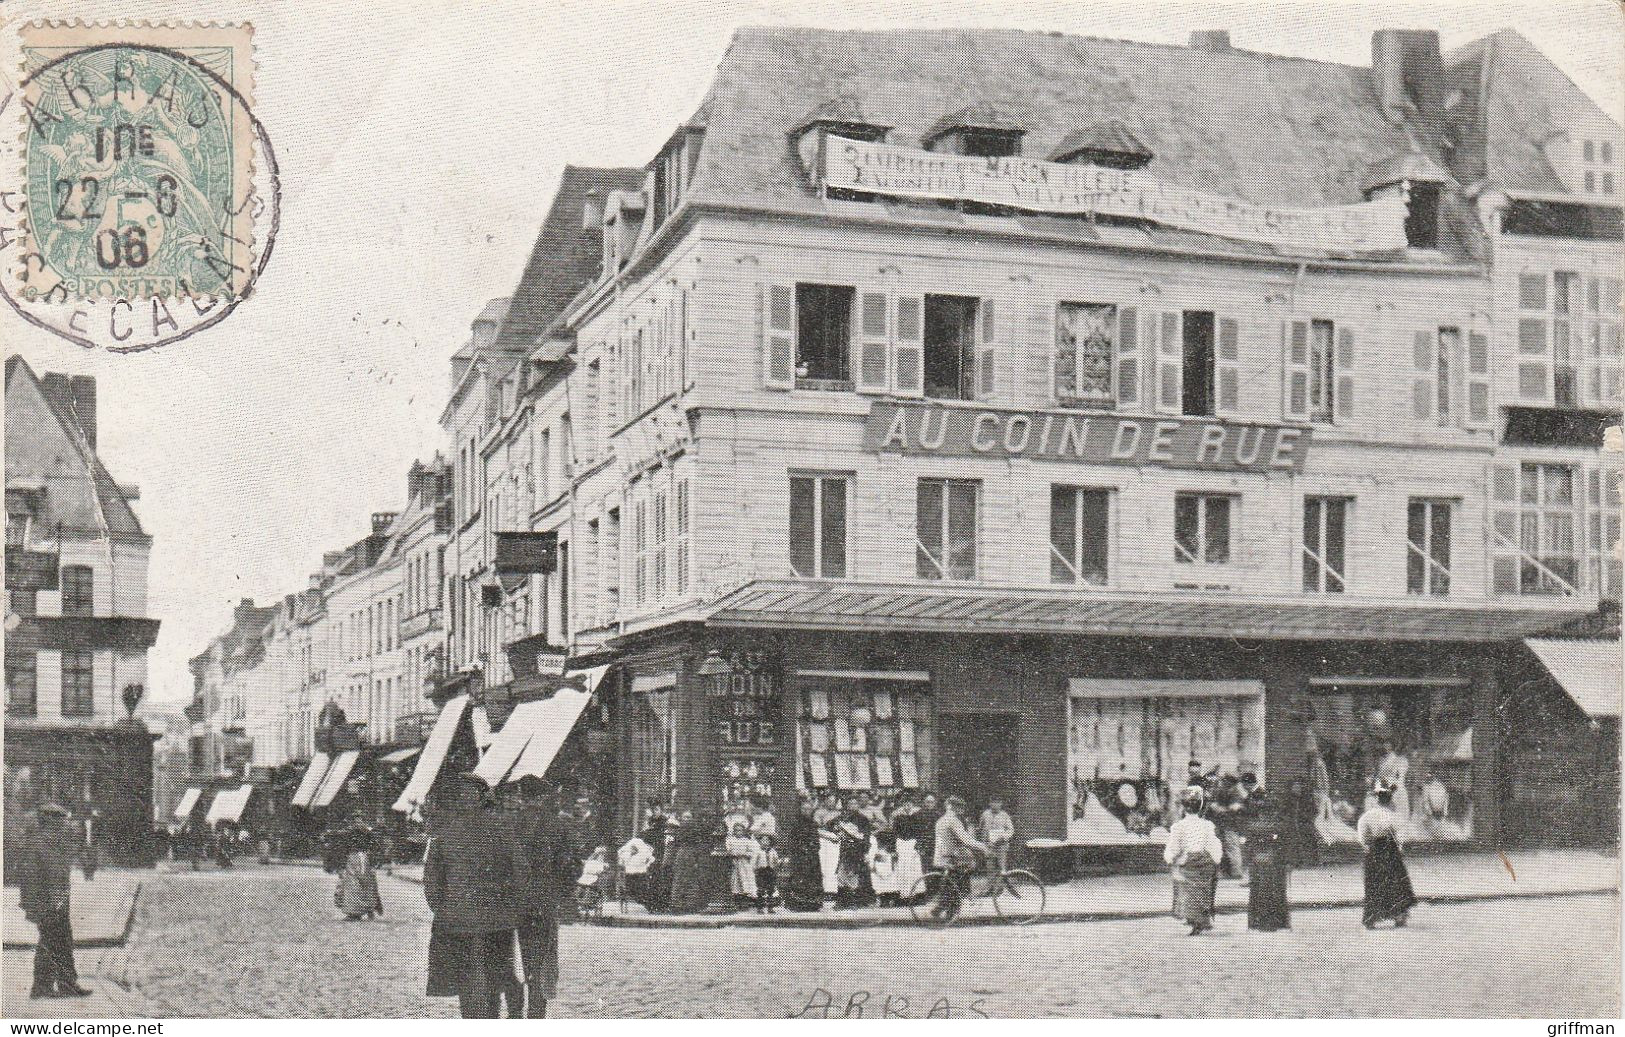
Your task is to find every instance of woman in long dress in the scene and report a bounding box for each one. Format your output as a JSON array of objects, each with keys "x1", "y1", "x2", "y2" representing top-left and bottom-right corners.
[
  {"x1": 336, "y1": 846, "x2": 384, "y2": 919},
  {"x1": 1164, "y1": 787, "x2": 1223, "y2": 935},
  {"x1": 1357, "y1": 782, "x2": 1418, "y2": 929},
  {"x1": 889, "y1": 797, "x2": 926, "y2": 898}
]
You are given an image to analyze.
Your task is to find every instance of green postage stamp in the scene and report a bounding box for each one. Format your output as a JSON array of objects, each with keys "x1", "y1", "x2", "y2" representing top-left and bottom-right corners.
[{"x1": 18, "y1": 22, "x2": 256, "y2": 301}]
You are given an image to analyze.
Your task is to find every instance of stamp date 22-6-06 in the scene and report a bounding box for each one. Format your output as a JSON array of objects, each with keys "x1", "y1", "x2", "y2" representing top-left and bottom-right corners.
[{"x1": 17, "y1": 22, "x2": 257, "y2": 304}]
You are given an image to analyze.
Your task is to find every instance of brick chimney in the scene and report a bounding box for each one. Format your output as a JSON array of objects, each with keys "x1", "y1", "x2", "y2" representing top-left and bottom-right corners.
[
  {"x1": 371, "y1": 511, "x2": 398, "y2": 536},
  {"x1": 582, "y1": 188, "x2": 604, "y2": 232},
  {"x1": 41, "y1": 373, "x2": 97, "y2": 449},
  {"x1": 1372, "y1": 29, "x2": 1445, "y2": 127},
  {"x1": 1189, "y1": 30, "x2": 1232, "y2": 52}
]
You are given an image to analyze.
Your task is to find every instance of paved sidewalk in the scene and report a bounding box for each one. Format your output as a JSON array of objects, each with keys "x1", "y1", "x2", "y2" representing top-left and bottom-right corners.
[
  {"x1": 559, "y1": 848, "x2": 1617, "y2": 928},
  {"x1": 1, "y1": 944, "x2": 161, "y2": 1019},
  {"x1": 2, "y1": 872, "x2": 141, "y2": 948}
]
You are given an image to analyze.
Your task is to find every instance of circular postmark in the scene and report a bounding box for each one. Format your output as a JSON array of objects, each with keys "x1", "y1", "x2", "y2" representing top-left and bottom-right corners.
[{"x1": 0, "y1": 25, "x2": 278, "y2": 352}]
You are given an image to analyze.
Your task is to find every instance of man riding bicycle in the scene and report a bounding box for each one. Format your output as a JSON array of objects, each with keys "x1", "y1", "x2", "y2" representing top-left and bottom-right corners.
[{"x1": 931, "y1": 795, "x2": 990, "y2": 921}]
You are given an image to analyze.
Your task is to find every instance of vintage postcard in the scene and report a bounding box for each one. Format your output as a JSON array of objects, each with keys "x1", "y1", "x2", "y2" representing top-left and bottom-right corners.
[{"x1": 0, "y1": 0, "x2": 1619, "y2": 1024}]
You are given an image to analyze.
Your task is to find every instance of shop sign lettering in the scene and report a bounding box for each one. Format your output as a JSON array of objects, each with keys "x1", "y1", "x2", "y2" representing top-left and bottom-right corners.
[
  {"x1": 863, "y1": 402, "x2": 1310, "y2": 473},
  {"x1": 710, "y1": 673, "x2": 780, "y2": 748},
  {"x1": 821, "y1": 135, "x2": 1407, "y2": 252}
]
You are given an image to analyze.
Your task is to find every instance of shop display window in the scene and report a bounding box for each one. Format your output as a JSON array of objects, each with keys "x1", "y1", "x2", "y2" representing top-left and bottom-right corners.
[
  {"x1": 1066, "y1": 691, "x2": 1264, "y2": 845},
  {"x1": 1299, "y1": 684, "x2": 1474, "y2": 843},
  {"x1": 796, "y1": 679, "x2": 933, "y2": 797}
]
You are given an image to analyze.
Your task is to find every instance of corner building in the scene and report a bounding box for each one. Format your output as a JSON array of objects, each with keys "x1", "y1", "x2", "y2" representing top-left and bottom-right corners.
[{"x1": 529, "y1": 26, "x2": 1620, "y2": 858}]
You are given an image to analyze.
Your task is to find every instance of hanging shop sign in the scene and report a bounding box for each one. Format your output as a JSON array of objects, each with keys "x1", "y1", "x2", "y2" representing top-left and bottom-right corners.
[
  {"x1": 863, "y1": 402, "x2": 1310, "y2": 474},
  {"x1": 820, "y1": 135, "x2": 1408, "y2": 252}
]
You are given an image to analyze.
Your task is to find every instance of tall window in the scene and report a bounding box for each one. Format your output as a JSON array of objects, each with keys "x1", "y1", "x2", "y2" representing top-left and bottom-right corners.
[
  {"x1": 558, "y1": 541, "x2": 570, "y2": 641},
  {"x1": 795, "y1": 284, "x2": 853, "y2": 384},
  {"x1": 789, "y1": 474, "x2": 848, "y2": 579},
  {"x1": 6, "y1": 652, "x2": 36, "y2": 716},
  {"x1": 1050, "y1": 486, "x2": 1110, "y2": 585},
  {"x1": 916, "y1": 479, "x2": 978, "y2": 580},
  {"x1": 62, "y1": 650, "x2": 94, "y2": 717},
  {"x1": 1407, "y1": 499, "x2": 1452, "y2": 596},
  {"x1": 1174, "y1": 494, "x2": 1232, "y2": 565},
  {"x1": 1308, "y1": 319, "x2": 1336, "y2": 422},
  {"x1": 1302, "y1": 497, "x2": 1349, "y2": 593},
  {"x1": 1182, "y1": 311, "x2": 1215, "y2": 416},
  {"x1": 1435, "y1": 326, "x2": 1458, "y2": 425},
  {"x1": 1519, "y1": 464, "x2": 1578, "y2": 594},
  {"x1": 1055, "y1": 302, "x2": 1120, "y2": 407},
  {"x1": 923, "y1": 295, "x2": 979, "y2": 400},
  {"x1": 61, "y1": 564, "x2": 93, "y2": 616}
]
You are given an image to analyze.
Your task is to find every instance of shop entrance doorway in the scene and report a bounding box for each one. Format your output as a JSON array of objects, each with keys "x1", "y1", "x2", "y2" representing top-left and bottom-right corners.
[{"x1": 937, "y1": 712, "x2": 1019, "y2": 817}]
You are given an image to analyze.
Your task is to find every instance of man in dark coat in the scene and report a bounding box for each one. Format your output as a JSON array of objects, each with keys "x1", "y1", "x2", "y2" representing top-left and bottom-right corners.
[
  {"x1": 19, "y1": 804, "x2": 91, "y2": 998},
  {"x1": 511, "y1": 778, "x2": 571, "y2": 1018},
  {"x1": 423, "y1": 774, "x2": 532, "y2": 1018}
]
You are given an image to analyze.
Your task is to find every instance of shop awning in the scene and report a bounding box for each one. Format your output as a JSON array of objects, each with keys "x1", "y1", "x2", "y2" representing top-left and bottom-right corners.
[
  {"x1": 379, "y1": 745, "x2": 422, "y2": 764},
  {"x1": 204, "y1": 785, "x2": 253, "y2": 825},
  {"x1": 1525, "y1": 638, "x2": 1622, "y2": 719},
  {"x1": 289, "y1": 752, "x2": 332, "y2": 808},
  {"x1": 174, "y1": 787, "x2": 201, "y2": 820},
  {"x1": 472, "y1": 687, "x2": 593, "y2": 787},
  {"x1": 703, "y1": 579, "x2": 1591, "y2": 643},
  {"x1": 393, "y1": 694, "x2": 470, "y2": 814},
  {"x1": 311, "y1": 750, "x2": 360, "y2": 808}
]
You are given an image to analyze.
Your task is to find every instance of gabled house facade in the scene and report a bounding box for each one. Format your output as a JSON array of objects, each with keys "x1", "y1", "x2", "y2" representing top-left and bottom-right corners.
[{"x1": 449, "y1": 25, "x2": 1619, "y2": 858}]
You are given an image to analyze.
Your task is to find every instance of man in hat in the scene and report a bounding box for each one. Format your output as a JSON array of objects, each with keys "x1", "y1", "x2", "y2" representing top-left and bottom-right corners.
[{"x1": 19, "y1": 803, "x2": 91, "y2": 998}]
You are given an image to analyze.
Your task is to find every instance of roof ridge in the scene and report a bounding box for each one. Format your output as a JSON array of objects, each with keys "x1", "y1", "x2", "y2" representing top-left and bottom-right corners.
[{"x1": 732, "y1": 23, "x2": 1373, "y2": 72}]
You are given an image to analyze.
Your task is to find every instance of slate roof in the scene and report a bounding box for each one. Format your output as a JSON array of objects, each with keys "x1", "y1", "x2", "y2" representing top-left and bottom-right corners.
[
  {"x1": 4, "y1": 355, "x2": 145, "y2": 539},
  {"x1": 703, "y1": 579, "x2": 1591, "y2": 643},
  {"x1": 1444, "y1": 29, "x2": 1620, "y2": 195},
  {"x1": 493, "y1": 165, "x2": 644, "y2": 352},
  {"x1": 684, "y1": 26, "x2": 1483, "y2": 260}
]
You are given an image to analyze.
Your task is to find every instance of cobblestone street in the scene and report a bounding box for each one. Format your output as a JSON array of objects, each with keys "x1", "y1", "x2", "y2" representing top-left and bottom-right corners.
[{"x1": 11, "y1": 864, "x2": 1616, "y2": 1018}]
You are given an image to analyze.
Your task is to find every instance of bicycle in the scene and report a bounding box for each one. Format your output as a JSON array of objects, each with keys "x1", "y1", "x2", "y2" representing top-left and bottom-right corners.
[{"x1": 905, "y1": 854, "x2": 1046, "y2": 926}]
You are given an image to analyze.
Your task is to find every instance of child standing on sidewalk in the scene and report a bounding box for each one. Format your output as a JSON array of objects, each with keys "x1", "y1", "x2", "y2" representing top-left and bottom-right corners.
[{"x1": 754, "y1": 834, "x2": 783, "y2": 912}]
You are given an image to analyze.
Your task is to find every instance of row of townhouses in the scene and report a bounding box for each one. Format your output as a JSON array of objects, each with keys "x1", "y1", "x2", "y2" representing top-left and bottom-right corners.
[{"x1": 191, "y1": 25, "x2": 1620, "y2": 859}]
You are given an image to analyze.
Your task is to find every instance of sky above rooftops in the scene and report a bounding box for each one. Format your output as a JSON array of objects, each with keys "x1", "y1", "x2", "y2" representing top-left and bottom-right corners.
[{"x1": 2, "y1": 0, "x2": 1617, "y2": 707}]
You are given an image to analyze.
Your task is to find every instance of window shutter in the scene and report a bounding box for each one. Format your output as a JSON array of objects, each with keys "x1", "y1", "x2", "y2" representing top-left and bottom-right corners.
[
  {"x1": 762, "y1": 283, "x2": 794, "y2": 390},
  {"x1": 893, "y1": 295, "x2": 924, "y2": 397},
  {"x1": 1116, "y1": 305, "x2": 1139, "y2": 407},
  {"x1": 856, "y1": 291, "x2": 891, "y2": 393},
  {"x1": 1334, "y1": 326, "x2": 1356, "y2": 420},
  {"x1": 1156, "y1": 311, "x2": 1182, "y2": 414},
  {"x1": 1465, "y1": 330, "x2": 1492, "y2": 428},
  {"x1": 1412, "y1": 330, "x2": 1435, "y2": 422},
  {"x1": 1282, "y1": 320, "x2": 1310, "y2": 420},
  {"x1": 976, "y1": 297, "x2": 998, "y2": 400},
  {"x1": 1215, "y1": 317, "x2": 1240, "y2": 415}
]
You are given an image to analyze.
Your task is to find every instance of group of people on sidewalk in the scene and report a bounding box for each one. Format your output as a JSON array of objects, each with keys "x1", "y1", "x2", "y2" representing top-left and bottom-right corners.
[{"x1": 1165, "y1": 766, "x2": 1417, "y2": 936}]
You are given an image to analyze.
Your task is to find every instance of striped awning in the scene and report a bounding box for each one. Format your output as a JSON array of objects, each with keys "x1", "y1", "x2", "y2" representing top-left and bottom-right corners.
[
  {"x1": 311, "y1": 750, "x2": 360, "y2": 808},
  {"x1": 473, "y1": 688, "x2": 593, "y2": 787},
  {"x1": 289, "y1": 752, "x2": 332, "y2": 808}
]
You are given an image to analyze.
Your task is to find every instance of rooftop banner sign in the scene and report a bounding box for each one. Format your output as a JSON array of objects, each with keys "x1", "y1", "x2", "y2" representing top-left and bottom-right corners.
[
  {"x1": 863, "y1": 402, "x2": 1311, "y2": 474},
  {"x1": 821, "y1": 135, "x2": 1408, "y2": 252}
]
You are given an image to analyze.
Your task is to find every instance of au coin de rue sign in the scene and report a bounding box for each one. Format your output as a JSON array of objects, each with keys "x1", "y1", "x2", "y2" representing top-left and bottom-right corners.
[{"x1": 864, "y1": 401, "x2": 1311, "y2": 473}]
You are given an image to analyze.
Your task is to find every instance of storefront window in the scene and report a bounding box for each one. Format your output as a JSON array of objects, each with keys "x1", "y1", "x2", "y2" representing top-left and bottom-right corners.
[
  {"x1": 795, "y1": 679, "x2": 933, "y2": 799},
  {"x1": 1066, "y1": 684, "x2": 1264, "y2": 845},
  {"x1": 1300, "y1": 683, "x2": 1474, "y2": 843}
]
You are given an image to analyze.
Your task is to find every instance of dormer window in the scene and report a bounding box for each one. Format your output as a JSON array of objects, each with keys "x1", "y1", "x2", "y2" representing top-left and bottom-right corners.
[
  {"x1": 1049, "y1": 121, "x2": 1154, "y2": 171},
  {"x1": 789, "y1": 99, "x2": 891, "y2": 184},
  {"x1": 1361, "y1": 151, "x2": 1451, "y2": 250},
  {"x1": 921, "y1": 106, "x2": 1024, "y2": 158}
]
